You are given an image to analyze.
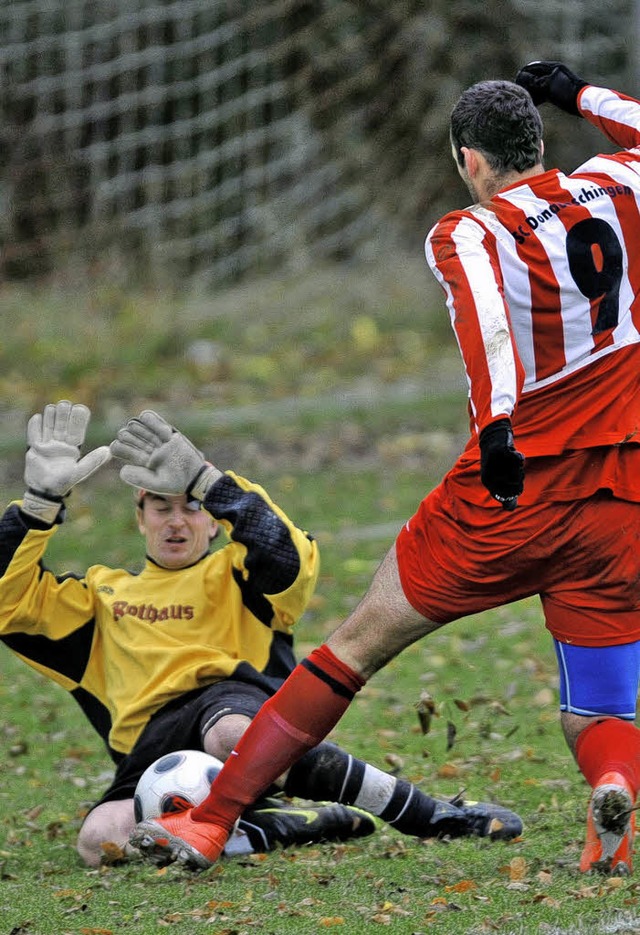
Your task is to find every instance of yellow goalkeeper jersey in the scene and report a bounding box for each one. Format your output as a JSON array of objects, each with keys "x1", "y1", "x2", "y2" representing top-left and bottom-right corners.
[{"x1": 0, "y1": 471, "x2": 318, "y2": 757}]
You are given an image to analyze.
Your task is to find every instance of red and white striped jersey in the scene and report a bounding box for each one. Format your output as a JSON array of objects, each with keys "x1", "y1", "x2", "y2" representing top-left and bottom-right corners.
[{"x1": 425, "y1": 85, "x2": 640, "y2": 458}]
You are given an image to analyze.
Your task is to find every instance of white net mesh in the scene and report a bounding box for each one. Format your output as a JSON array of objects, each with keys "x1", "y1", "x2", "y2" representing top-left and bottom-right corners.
[
  {"x1": 0, "y1": 0, "x2": 635, "y2": 287},
  {"x1": 2, "y1": 1, "x2": 389, "y2": 284}
]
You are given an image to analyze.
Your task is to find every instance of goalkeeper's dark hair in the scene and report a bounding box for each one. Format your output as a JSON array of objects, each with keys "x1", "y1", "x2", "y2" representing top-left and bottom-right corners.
[{"x1": 450, "y1": 80, "x2": 543, "y2": 174}]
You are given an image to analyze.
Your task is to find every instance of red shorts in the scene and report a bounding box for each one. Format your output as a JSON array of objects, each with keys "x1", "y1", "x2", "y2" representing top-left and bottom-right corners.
[{"x1": 395, "y1": 479, "x2": 640, "y2": 647}]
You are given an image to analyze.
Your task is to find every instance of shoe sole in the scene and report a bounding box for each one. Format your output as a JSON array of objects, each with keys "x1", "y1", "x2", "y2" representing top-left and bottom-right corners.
[
  {"x1": 589, "y1": 784, "x2": 633, "y2": 875},
  {"x1": 130, "y1": 821, "x2": 213, "y2": 871}
]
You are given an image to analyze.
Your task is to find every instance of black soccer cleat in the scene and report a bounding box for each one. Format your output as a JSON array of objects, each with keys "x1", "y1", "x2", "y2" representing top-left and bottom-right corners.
[
  {"x1": 237, "y1": 797, "x2": 377, "y2": 852},
  {"x1": 428, "y1": 793, "x2": 523, "y2": 841}
]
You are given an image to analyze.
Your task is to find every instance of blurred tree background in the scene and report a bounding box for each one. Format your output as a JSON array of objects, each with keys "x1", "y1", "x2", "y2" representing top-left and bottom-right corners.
[{"x1": 0, "y1": 0, "x2": 636, "y2": 290}]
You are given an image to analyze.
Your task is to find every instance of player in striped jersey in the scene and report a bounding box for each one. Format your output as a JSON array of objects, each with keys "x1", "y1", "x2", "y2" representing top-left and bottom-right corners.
[{"x1": 121, "y1": 63, "x2": 640, "y2": 877}]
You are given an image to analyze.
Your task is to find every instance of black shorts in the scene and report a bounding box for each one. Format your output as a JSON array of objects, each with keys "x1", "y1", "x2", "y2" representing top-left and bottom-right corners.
[{"x1": 94, "y1": 680, "x2": 271, "y2": 807}]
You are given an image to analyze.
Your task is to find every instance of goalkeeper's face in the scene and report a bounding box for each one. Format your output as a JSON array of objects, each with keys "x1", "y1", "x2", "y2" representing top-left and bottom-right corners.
[{"x1": 136, "y1": 493, "x2": 218, "y2": 569}]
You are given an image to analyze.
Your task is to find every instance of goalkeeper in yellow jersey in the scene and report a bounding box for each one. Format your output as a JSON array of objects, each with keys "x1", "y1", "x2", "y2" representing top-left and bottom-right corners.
[{"x1": 0, "y1": 401, "x2": 522, "y2": 868}]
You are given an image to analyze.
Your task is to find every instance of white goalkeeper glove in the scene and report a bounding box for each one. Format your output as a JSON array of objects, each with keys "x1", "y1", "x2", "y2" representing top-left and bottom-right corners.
[
  {"x1": 22, "y1": 400, "x2": 112, "y2": 524},
  {"x1": 110, "y1": 410, "x2": 222, "y2": 501}
]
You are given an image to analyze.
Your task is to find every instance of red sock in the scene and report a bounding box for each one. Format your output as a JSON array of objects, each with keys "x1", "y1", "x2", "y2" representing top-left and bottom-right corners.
[
  {"x1": 575, "y1": 717, "x2": 640, "y2": 796},
  {"x1": 192, "y1": 644, "x2": 365, "y2": 829}
]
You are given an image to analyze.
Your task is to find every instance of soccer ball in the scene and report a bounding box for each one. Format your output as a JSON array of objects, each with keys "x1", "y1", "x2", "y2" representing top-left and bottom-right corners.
[{"x1": 134, "y1": 749, "x2": 223, "y2": 822}]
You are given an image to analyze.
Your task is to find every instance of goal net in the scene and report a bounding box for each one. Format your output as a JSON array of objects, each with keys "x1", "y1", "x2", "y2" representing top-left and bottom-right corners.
[{"x1": 0, "y1": 0, "x2": 633, "y2": 288}]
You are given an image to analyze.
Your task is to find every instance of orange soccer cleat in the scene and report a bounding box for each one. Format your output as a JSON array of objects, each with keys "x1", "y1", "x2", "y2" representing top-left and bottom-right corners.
[
  {"x1": 579, "y1": 771, "x2": 635, "y2": 876},
  {"x1": 130, "y1": 809, "x2": 229, "y2": 870}
]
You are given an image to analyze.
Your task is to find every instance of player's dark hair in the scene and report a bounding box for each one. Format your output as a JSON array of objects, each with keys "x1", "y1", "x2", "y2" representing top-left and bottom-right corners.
[{"x1": 450, "y1": 80, "x2": 543, "y2": 174}]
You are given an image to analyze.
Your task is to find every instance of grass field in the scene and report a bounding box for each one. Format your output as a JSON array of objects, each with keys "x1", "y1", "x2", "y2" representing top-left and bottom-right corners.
[{"x1": 1, "y1": 261, "x2": 640, "y2": 935}]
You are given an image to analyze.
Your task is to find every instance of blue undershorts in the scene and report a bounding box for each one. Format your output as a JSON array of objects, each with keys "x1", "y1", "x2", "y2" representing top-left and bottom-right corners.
[{"x1": 554, "y1": 638, "x2": 640, "y2": 720}]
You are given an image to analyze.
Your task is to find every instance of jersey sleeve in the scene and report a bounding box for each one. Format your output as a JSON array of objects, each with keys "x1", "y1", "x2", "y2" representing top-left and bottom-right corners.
[
  {"x1": 0, "y1": 501, "x2": 95, "y2": 642},
  {"x1": 425, "y1": 212, "x2": 526, "y2": 436},
  {"x1": 579, "y1": 85, "x2": 640, "y2": 150},
  {"x1": 0, "y1": 500, "x2": 107, "y2": 729},
  {"x1": 202, "y1": 472, "x2": 319, "y2": 630}
]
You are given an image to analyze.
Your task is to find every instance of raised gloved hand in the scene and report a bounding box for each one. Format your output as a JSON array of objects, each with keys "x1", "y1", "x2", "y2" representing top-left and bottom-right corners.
[
  {"x1": 110, "y1": 410, "x2": 222, "y2": 501},
  {"x1": 479, "y1": 418, "x2": 525, "y2": 511},
  {"x1": 22, "y1": 400, "x2": 112, "y2": 524},
  {"x1": 515, "y1": 61, "x2": 588, "y2": 116}
]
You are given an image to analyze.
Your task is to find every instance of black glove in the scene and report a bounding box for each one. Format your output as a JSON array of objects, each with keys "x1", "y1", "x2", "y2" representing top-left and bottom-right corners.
[
  {"x1": 479, "y1": 419, "x2": 525, "y2": 511},
  {"x1": 515, "y1": 61, "x2": 588, "y2": 117}
]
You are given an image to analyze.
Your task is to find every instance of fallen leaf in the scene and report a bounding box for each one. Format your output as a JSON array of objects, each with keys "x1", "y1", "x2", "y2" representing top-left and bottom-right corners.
[
  {"x1": 445, "y1": 880, "x2": 476, "y2": 893},
  {"x1": 428, "y1": 898, "x2": 462, "y2": 912},
  {"x1": 384, "y1": 753, "x2": 404, "y2": 772},
  {"x1": 436, "y1": 763, "x2": 460, "y2": 779},
  {"x1": 567, "y1": 885, "x2": 599, "y2": 900},
  {"x1": 509, "y1": 857, "x2": 527, "y2": 881},
  {"x1": 24, "y1": 805, "x2": 44, "y2": 821},
  {"x1": 0, "y1": 859, "x2": 17, "y2": 880},
  {"x1": 46, "y1": 820, "x2": 66, "y2": 841},
  {"x1": 532, "y1": 895, "x2": 561, "y2": 907},
  {"x1": 99, "y1": 842, "x2": 127, "y2": 865},
  {"x1": 415, "y1": 692, "x2": 436, "y2": 735},
  {"x1": 603, "y1": 878, "x2": 625, "y2": 892}
]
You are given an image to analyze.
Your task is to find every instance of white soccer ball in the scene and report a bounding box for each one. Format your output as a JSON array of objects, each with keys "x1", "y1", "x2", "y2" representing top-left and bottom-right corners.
[{"x1": 134, "y1": 749, "x2": 223, "y2": 822}]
